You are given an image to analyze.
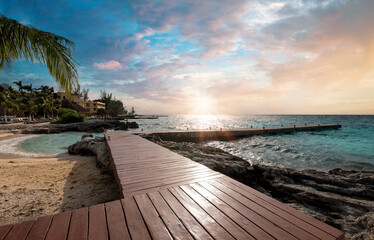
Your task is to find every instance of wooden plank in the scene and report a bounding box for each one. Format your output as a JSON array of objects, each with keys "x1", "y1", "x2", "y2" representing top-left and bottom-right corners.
[
  {"x1": 215, "y1": 178, "x2": 337, "y2": 240},
  {"x1": 0, "y1": 225, "x2": 12, "y2": 240},
  {"x1": 170, "y1": 187, "x2": 235, "y2": 240},
  {"x1": 45, "y1": 211, "x2": 71, "y2": 240},
  {"x1": 122, "y1": 174, "x2": 220, "y2": 196},
  {"x1": 134, "y1": 194, "x2": 173, "y2": 239},
  {"x1": 105, "y1": 200, "x2": 130, "y2": 240},
  {"x1": 26, "y1": 215, "x2": 53, "y2": 240},
  {"x1": 148, "y1": 191, "x2": 194, "y2": 240},
  {"x1": 4, "y1": 220, "x2": 34, "y2": 240},
  {"x1": 117, "y1": 163, "x2": 203, "y2": 174},
  {"x1": 116, "y1": 161, "x2": 197, "y2": 170},
  {"x1": 180, "y1": 185, "x2": 254, "y2": 240},
  {"x1": 209, "y1": 179, "x2": 318, "y2": 240},
  {"x1": 103, "y1": 132, "x2": 343, "y2": 240},
  {"x1": 88, "y1": 204, "x2": 108, "y2": 240},
  {"x1": 121, "y1": 198, "x2": 151, "y2": 240},
  {"x1": 199, "y1": 181, "x2": 298, "y2": 240},
  {"x1": 120, "y1": 168, "x2": 217, "y2": 186},
  {"x1": 220, "y1": 176, "x2": 344, "y2": 238},
  {"x1": 190, "y1": 182, "x2": 274, "y2": 240},
  {"x1": 122, "y1": 171, "x2": 220, "y2": 192},
  {"x1": 68, "y1": 208, "x2": 88, "y2": 240},
  {"x1": 159, "y1": 189, "x2": 213, "y2": 240},
  {"x1": 118, "y1": 167, "x2": 213, "y2": 181}
]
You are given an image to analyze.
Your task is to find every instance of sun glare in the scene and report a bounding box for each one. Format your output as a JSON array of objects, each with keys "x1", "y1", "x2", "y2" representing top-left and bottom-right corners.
[{"x1": 192, "y1": 97, "x2": 215, "y2": 115}]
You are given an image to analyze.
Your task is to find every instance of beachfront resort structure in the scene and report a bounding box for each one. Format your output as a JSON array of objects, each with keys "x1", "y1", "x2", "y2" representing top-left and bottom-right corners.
[{"x1": 56, "y1": 92, "x2": 105, "y2": 115}]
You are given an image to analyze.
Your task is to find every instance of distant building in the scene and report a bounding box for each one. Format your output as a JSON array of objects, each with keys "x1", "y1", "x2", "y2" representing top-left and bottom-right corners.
[
  {"x1": 56, "y1": 92, "x2": 86, "y2": 107},
  {"x1": 56, "y1": 92, "x2": 105, "y2": 114},
  {"x1": 86, "y1": 101, "x2": 105, "y2": 114}
]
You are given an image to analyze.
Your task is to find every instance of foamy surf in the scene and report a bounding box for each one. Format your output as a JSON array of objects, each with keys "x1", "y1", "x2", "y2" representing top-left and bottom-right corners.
[{"x1": 0, "y1": 135, "x2": 57, "y2": 157}]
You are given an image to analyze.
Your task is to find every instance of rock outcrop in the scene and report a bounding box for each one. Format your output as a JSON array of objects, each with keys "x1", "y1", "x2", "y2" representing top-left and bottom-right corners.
[
  {"x1": 148, "y1": 136, "x2": 374, "y2": 239},
  {"x1": 68, "y1": 135, "x2": 112, "y2": 174},
  {"x1": 20, "y1": 120, "x2": 139, "y2": 134}
]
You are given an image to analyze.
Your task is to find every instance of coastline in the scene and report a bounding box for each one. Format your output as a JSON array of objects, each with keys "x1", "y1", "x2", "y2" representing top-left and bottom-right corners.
[
  {"x1": 146, "y1": 135, "x2": 374, "y2": 239},
  {"x1": 0, "y1": 135, "x2": 120, "y2": 226}
]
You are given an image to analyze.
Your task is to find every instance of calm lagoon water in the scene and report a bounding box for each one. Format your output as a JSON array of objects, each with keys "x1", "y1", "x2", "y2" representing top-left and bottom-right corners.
[
  {"x1": 13, "y1": 115, "x2": 374, "y2": 172},
  {"x1": 18, "y1": 132, "x2": 103, "y2": 155}
]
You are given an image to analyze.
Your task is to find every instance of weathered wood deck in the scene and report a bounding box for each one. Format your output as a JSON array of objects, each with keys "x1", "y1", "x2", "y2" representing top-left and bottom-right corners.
[{"x1": 0, "y1": 132, "x2": 344, "y2": 239}]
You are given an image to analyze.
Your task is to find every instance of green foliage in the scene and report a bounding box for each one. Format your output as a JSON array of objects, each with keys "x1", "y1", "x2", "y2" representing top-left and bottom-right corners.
[
  {"x1": 94, "y1": 90, "x2": 124, "y2": 117},
  {"x1": 107, "y1": 100, "x2": 124, "y2": 117},
  {"x1": 52, "y1": 108, "x2": 86, "y2": 124},
  {"x1": 96, "y1": 90, "x2": 113, "y2": 109},
  {"x1": 130, "y1": 106, "x2": 136, "y2": 115},
  {"x1": 0, "y1": 15, "x2": 79, "y2": 93},
  {"x1": 96, "y1": 108, "x2": 107, "y2": 116}
]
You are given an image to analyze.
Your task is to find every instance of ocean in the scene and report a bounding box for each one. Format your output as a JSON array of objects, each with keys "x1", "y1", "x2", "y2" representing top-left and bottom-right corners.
[
  {"x1": 134, "y1": 115, "x2": 374, "y2": 172},
  {"x1": 8, "y1": 114, "x2": 373, "y2": 172}
]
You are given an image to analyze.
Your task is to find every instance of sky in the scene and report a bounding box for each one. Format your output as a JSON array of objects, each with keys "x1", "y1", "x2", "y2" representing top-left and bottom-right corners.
[{"x1": 1, "y1": 0, "x2": 374, "y2": 115}]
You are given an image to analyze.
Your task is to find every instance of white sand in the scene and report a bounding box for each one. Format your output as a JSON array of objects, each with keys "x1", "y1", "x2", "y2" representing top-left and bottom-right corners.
[{"x1": 0, "y1": 135, "x2": 120, "y2": 226}]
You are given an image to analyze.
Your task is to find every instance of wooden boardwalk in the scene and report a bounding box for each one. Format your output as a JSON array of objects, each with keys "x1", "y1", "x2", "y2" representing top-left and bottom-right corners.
[{"x1": 0, "y1": 132, "x2": 344, "y2": 240}]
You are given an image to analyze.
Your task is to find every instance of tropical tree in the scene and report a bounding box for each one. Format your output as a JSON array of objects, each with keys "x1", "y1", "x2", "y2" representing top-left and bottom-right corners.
[
  {"x1": 48, "y1": 98, "x2": 60, "y2": 118},
  {"x1": 23, "y1": 96, "x2": 37, "y2": 120},
  {"x1": 130, "y1": 106, "x2": 136, "y2": 115},
  {"x1": 81, "y1": 88, "x2": 89, "y2": 101},
  {"x1": 0, "y1": 15, "x2": 79, "y2": 93},
  {"x1": 13, "y1": 80, "x2": 24, "y2": 96},
  {"x1": 96, "y1": 90, "x2": 113, "y2": 109},
  {"x1": 96, "y1": 108, "x2": 107, "y2": 118},
  {"x1": 36, "y1": 85, "x2": 55, "y2": 118},
  {"x1": 0, "y1": 87, "x2": 19, "y2": 118},
  {"x1": 36, "y1": 95, "x2": 48, "y2": 118},
  {"x1": 107, "y1": 99, "x2": 124, "y2": 117},
  {"x1": 23, "y1": 84, "x2": 33, "y2": 94}
]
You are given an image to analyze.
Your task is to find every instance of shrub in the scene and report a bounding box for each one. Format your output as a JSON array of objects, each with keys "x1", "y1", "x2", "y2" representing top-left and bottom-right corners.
[{"x1": 51, "y1": 108, "x2": 87, "y2": 124}]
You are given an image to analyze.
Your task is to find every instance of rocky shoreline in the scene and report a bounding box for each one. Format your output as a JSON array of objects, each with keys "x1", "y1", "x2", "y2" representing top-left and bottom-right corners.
[
  {"x1": 0, "y1": 119, "x2": 139, "y2": 134},
  {"x1": 143, "y1": 134, "x2": 374, "y2": 239}
]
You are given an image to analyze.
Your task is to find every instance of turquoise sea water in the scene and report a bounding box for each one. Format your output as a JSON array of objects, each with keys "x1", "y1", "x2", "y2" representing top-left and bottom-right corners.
[
  {"x1": 134, "y1": 115, "x2": 374, "y2": 172},
  {"x1": 15, "y1": 115, "x2": 374, "y2": 172},
  {"x1": 18, "y1": 132, "x2": 103, "y2": 155}
]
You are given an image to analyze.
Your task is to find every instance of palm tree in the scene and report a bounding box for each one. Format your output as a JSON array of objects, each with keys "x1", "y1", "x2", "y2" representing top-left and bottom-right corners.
[
  {"x1": 35, "y1": 95, "x2": 45, "y2": 118},
  {"x1": 13, "y1": 81, "x2": 24, "y2": 96},
  {"x1": 0, "y1": 87, "x2": 19, "y2": 119},
  {"x1": 0, "y1": 15, "x2": 79, "y2": 93},
  {"x1": 23, "y1": 84, "x2": 33, "y2": 94},
  {"x1": 22, "y1": 96, "x2": 37, "y2": 120}
]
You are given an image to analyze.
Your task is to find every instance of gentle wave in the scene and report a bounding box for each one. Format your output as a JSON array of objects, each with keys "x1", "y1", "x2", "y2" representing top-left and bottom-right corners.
[
  {"x1": 134, "y1": 115, "x2": 374, "y2": 172},
  {"x1": 0, "y1": 135, "x2": 57, "y2": 157}
]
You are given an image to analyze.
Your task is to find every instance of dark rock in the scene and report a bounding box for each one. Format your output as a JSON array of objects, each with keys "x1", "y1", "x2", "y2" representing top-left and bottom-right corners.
[
  {"x1": 95, "y1": 141, "x2": 111, "y2": 169},
  {"x1": 127, "y1": 121, "x2": 139, "y2": 128},
  {"x1": 81, "y1": 134, "x2": 94, "y2": 139},
  {"x1": 145, "y1": 133, "x2": 374, "y2": 239},
  {"x1": 68, "y1": 136, "x2": 112, "y2": 174},
  {"x1": 20, "y1": 119, "x2": 139, "y2": 134}
]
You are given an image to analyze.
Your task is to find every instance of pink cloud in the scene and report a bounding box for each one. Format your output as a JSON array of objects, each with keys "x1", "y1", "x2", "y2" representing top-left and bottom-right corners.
[{"x1": 94, "y1": 60, "x2": 123, "y2": 70}]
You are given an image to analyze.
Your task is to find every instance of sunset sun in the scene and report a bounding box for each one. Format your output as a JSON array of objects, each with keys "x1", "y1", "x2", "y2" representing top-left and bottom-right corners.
[{"x1": 191, "y1": 96, "x2": 215, "y2": 115}]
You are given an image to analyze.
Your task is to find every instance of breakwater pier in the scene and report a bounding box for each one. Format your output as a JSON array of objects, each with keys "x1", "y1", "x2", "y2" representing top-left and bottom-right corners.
[{"x1": 150, "y1": 124, "x2": 342, "y2": 142}]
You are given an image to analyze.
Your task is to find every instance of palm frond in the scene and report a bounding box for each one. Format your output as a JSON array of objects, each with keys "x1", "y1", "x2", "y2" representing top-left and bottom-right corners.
[{"x1": 0, "y1": 15, "x2": 79, "y2": 93}]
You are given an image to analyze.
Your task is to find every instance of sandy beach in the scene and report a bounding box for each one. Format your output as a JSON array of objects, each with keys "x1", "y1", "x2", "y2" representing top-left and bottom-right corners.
[{"x1": 0, "y1": 134, "x2": 120, "y2": 226}]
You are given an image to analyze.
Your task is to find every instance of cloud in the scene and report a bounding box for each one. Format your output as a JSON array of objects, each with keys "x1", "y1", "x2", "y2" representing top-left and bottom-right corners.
[
  {"x1": 2, "y1": 0, "x2": 374, "y2": 114},
  {"x1": 93, "y1": 60, "x2": 123, "y2": 70},
  {"x1": 129, "y1": 0, "x2": 250, "y2": 58}
]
